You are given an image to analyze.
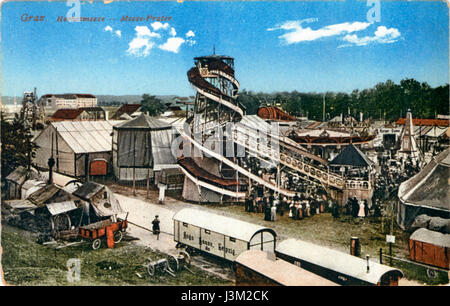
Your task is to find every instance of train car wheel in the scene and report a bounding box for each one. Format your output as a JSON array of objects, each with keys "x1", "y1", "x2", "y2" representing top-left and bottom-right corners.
[
  {"x1": 92, "y1": 238, "x2": 102, "y2": 250},
  {"x1": 426, "y1": 268, "x2": 437, "y2": 279},
  {"x1": 113, "y1": 231, "x2": 123, "y2": 243}
]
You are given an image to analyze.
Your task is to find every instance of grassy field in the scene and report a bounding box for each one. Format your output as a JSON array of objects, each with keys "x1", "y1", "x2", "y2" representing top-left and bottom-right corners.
[
  {"x1": 1, "y1": 225, "x2": 232, "y2": 286},
  {"x1": 201, "y1": 203, "x2": 449, "y2": 285}
]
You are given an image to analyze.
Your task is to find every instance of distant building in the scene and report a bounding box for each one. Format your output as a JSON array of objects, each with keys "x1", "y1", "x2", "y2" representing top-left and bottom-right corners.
[
  {"x1": 111, "y1": 104, "x2": 142, "y2": 120},
  {"x1": 40, "y1": 94, "x2": 97, "y2": 109},
  {"x1": 50, "y1": 107, "x2": 106, "y2": 121}
]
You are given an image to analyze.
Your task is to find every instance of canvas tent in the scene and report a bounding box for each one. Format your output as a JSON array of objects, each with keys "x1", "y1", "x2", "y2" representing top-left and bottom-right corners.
[
  {"x1": 33, "y1": 120, "x2": 121, "y2": 177},
  {"x1": 112, "y1": 113, "x2": 176, "y2": 182},
  {"x1": 329, "y1": 143, "x2": 373, "y2": 168},
  {"x1": 397, "y1": 148, "x2": 450, "y2": 230}
]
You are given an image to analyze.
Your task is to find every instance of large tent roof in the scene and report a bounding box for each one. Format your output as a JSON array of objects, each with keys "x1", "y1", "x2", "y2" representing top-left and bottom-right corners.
[
  {"x1": 114, "y1": 113, "x2": 171, "y2": 130},
  {"x1": 329, "y1": 144, "x2": 373, "y2": 167},
  {"x1": 398, "y1": 148, "x2": 450, "y2": 211},
  {"x1": 50, "y1": 120, "x2": 122, "y2": 154}
]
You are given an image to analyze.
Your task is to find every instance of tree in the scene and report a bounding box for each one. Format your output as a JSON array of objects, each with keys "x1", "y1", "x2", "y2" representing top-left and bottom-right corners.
[
  {"x1": 1, "y1": 113, "x2": 39, "y2": 178},
  {"x1": 141, "y1": 94, "x2": 166, "y2": 116}
]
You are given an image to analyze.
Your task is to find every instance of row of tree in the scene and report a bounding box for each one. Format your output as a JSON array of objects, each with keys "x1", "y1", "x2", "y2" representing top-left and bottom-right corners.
[
  {"x1": 237, "y1": 78, "x2": 449, "y2": 121},
  {"x1": 1, "y1": 113, "x2": 38, "y2": 179}
]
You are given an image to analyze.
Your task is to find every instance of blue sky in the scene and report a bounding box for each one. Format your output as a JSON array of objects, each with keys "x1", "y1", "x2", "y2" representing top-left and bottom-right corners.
[{"x1": 1, "y1": 1, "x2": 448, "y2": 97}]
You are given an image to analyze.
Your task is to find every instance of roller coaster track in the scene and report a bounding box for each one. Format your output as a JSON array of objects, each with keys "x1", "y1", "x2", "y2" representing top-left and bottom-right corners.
[{"x1": 180, "y1": 55, "x2": 366, "y2": 198}]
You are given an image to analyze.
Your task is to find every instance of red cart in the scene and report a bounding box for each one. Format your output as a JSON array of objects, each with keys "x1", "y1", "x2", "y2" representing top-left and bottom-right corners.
[{"x1": 79, "y1": 218, "x2": 128, "y2": 250}]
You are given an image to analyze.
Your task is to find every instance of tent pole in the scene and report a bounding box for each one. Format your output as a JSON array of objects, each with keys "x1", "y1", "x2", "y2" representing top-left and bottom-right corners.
[
  {"x1": 133, "y1": 167, "x2": 136, "y2": 196},
  {"x1": 146, "y1": 167, "x2": 150, "y2": 199}
]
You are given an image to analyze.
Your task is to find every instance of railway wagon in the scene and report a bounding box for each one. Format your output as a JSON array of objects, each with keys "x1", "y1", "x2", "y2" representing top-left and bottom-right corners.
[
  {"x1": 235, "y1": 250, "x2": 337, "y2": 286},
  {"x1": 276, "y1": 239, "x2": 404, "y2": 286},
  {"x1": 173, "y1": 208, "x2": 277, "y2": 261}
]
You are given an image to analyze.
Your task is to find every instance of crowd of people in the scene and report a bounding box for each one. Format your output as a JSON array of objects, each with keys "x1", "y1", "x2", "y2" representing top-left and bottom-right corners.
[{"x1": 244, "y1": 186, "x2": 332, "y2": 222}]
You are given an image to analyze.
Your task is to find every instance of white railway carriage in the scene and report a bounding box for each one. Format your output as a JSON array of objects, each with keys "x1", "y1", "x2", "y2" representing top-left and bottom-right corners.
[{"x1": 173, "y1": 208, "x2": 277, "y2": 261}]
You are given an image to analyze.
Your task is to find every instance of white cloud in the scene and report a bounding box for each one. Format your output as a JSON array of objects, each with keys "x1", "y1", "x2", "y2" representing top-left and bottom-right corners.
[
  {"x1": 127, "y1": 37, "x2": 155, "y2": 57},
  {"x1": 151, "y1": 21, "x2": 170, "y2": 31},
  {"x1": 159, "y1": 37, "x2": 185, "y2": 53},
  {"x1": 104, "y1": 25, "x2": 113, "y2": 32},
  {"x1": 170, "y1": 27, "x2": 177, "y2": 37},
  {"x1": 135, "y1": 25, "x2": 160, "y2": 38},
  {"x1": 268, "y1": 19, "x2": 371, "y2": 44},
  {"x1": 115, "y1": 30, "x2": 121, "y2": 37},
  {"x1": 127, "y1": 26, "x2": 161, "y2": 57},
  {"x1": 340, "y1": 26, "x2": 401, "y2": 47},
  {"x1": 186, "y1": 30, "x2": 195, "y2": 38}
]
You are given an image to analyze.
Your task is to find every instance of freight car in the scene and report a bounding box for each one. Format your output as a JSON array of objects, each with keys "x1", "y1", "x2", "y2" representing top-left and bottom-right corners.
[
  {"x1": 235, "y1": 250, "x2": 337, "y2": 286},
  {"x1": 173, "y1": 208, "x2": 276, "y2": 261},
  {"x1": 275, "y1": 239, "x2": 404, "y2": 286}
]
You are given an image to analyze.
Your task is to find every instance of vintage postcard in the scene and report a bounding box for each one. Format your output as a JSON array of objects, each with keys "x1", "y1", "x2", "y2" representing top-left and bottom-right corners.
[{"x1": 0, "y1": 0, "x2": 449, "y2": 293}]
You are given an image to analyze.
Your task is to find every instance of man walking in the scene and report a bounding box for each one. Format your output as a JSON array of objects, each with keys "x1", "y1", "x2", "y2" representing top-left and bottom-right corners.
[{"x1": 152, "y1": 215, "x2": 160, "y2": 239}]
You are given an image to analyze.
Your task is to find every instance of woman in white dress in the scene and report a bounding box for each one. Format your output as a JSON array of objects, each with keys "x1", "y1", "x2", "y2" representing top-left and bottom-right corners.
[{"x1": 358, "y1": 200, "x2": 366, "y2": 218}]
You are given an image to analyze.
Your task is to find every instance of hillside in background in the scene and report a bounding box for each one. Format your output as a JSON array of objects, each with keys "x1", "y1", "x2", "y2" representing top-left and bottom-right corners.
[{"x1": 1, "y1": 95, "x2": 180, "y2": 106}]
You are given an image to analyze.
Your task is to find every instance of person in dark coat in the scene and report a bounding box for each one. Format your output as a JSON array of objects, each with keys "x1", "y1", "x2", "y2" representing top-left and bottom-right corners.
[
  {"x1": 249, "y1": 194, "x2": 254, "y2": 212},
  {"x1": 264, "y1": 198, "x2": 271, "y2": 221},
  {"x1": 152, "y1": 215, "x2": 160, "y2": 236},
  {"x1": 352, "y1": 197, "x2": 359, "y2": 218},
  {"x1": 363, "y1": 200, "x2": 369, "y2": 217},
  {"x1": 332, "y1": 201, "x2": 340, "y2": 219}
]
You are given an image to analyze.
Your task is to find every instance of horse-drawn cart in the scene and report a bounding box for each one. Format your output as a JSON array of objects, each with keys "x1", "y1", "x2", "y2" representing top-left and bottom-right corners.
[{"x1": 79, "y1": 218, "x2": 128, "y2": 249}]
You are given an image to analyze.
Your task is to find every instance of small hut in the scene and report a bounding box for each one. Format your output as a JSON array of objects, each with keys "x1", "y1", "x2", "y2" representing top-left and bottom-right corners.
[{"x1": 4, "y1": 166, "x2": 39, "y2": 200}]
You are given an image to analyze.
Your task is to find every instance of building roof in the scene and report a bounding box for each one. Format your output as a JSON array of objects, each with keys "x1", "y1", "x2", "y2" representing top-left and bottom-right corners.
[
  {"x1": 72, "y1": 181, "x2": 104, "y2": 200},
  {"x1": 46, "y1": 201, "x2": 78, "y2": 216},
  {"x1": 329, "y1": 144, "x2": 373, "y2": 167},
  {"x1": 114, "y1": 113, "x2": 171, "y2": 130},
  {"x1": 50, "y1": 120, "x2": 122, "y2": 153},
  {"x1": 5, "y1": 166, "x2": 36, "y2": 185},
  {"x1": 294, "y1": 129, "x2": 351, "y2": 138},
  {"x1": 398, "y1": 148, "x2": 450, "y2": 211},
  {"x1": 410, "y1": 228, "x2": 450, "y2": 248},
  {"x1": 396, "y1": 118, "x2": 449, "y2": 127},
  {"x1": 111, "y1": 104, "x2": 142, "y2": 119},
  {"x1": 235, "y1": 250, "x2": 337, "y2": 286},
  {"x1": 27, "y1": 184, "x2": 63, "y2": 206},
  {"x1": 276, "y1": 239, "x2": 403, "y2": 285},
  {"x1": 51, "y1": 109, "x2": 85, "y2": 120},
  {"x1": 79, "y1": 107, "x2": 105, "y2": 112},
  {"x1": 173, "y1": 208, "x2": 276, "y2": 242}
]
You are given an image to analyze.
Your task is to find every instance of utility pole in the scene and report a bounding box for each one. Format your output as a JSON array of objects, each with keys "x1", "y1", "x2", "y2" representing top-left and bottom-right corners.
[{"x1": 322, "y1": 93, "x2": 326, "y2": 122}]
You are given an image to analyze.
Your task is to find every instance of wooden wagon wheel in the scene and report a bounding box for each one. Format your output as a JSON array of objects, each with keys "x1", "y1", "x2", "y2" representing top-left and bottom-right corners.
[
  {"x1": 51, "y1": 213, "x2": 71, "y2": 232},
  {"x1": 167, "y1": 255, "x2": 179, "y2": 272},
  {"x1": 147, "y1": 264, "x2": 156, "y2": 277},
  {"x1": 113, "y1": 231, "x2": 123, "y2": 243},
  {"x1": 92, "y1": 238, "x2": 102, "y2": 250},
  {"x1": 179, "y1": 250, "x2": 191, "y2": 266}
]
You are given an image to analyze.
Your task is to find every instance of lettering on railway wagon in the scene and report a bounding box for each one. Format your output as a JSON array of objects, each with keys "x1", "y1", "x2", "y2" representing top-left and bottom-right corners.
[
  {"x1": 183, "y1": 232, "x2": 194, "y2": 241},
  {"x1": 218, "y1": 243, "x2": 236, "y2": 256}
]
